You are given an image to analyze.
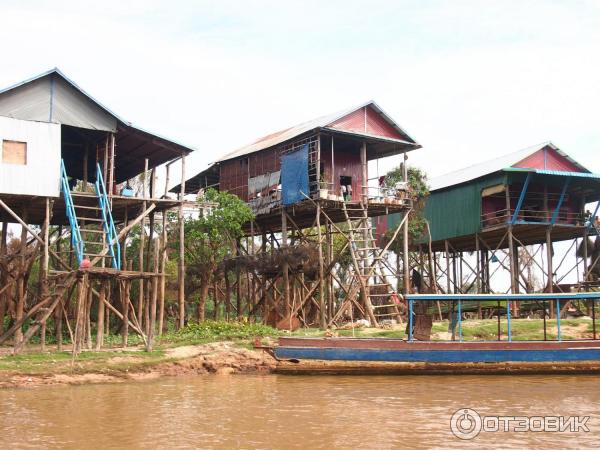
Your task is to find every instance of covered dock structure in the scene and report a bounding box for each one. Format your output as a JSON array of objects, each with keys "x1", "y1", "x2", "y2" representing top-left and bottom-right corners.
[{"x1": 414, "y1": 142, "x2": 600, "y2": 317}]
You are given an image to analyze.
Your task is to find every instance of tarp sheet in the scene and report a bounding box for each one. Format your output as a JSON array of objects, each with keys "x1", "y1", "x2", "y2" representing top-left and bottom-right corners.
[{"x1": 281, "y1": 144, "x2": 309, "y2": 205}]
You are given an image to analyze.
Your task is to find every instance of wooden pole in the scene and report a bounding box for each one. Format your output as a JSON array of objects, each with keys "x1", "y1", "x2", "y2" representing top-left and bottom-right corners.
[
  {"x1": 95, "y1": 281, "x2": 106, "y2": 350},
  {"x1": 40, "y1": 198, "x2": 51, "y2": 351},
  {"x1": 0, "y1": 222, "x2": 7, "y2": 334},
  {"x1": 546, "y1": 227, "x2": 554, "y2": 318},
  {"x1": 236, "y1": 240, "x2": 242, "y2": 320},
  {"x1": 316, "y1": 202, "x2": 326, "y2": 329},
  {"x1": 178, "y1": 153, "x2": 186, "y2": 329},
  {"x1": 83, "y1": 145, "x2": 89, "y2": 191},
  {"x1": 326, "y1": 222, "x2": 334, "y2": 322},
  {"x1": 15, "y1": 208, "x2": 28, "y2": 347},
  {"x1": 121, "y1": 280, "x2": 130, "y2": 347},
  {"x1": 281, "y1": 210, "x2": 290, "y2": 317},
  {"x1": 159, "y1": 164, "x2": 170, "y2": 335},
  {"x1": 402, "y1": 152, "x2": 410, "y2": 293},
  {"x1": 147, "y1": 241, "x2": 159, "y2": 351},
  {"x1": 55, "y1": 226, "x2": 63, "y2": 350},
  {"x1": 108, "y1": 133, "x2": 115, "y2": 202},
  {"x1": 444, "y1": 240, "x2": 451, "y2": 295}
]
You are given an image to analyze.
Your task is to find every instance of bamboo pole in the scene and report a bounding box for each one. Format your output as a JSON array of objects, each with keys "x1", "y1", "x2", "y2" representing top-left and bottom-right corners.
[
  {"x1": 316, "y1": 201, "x2": 326, "y2": 329},
  {"x1": 158, "y1": 165, "x2": 170, "y2": 336},
  {"x1": 15, "y1": 208, "x2": 28, "y2": 347},
  {"x1": 147, "y1": 241, "x2": 159, "y2": 351},
  {"x1": 95, "y1": 281, "x2": 106, "y2": 350},
  {"x1": 178, "y1": 153, "x2": 186, "y2": 329},
  {"x1": 138, "y1": 158, "x2": 149, "y2": 331}
]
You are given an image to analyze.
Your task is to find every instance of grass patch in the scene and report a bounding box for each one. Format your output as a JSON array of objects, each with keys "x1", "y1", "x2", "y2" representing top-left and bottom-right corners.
[{"x1": 165, "y1": 320, "x2": 281, "y2": 344}]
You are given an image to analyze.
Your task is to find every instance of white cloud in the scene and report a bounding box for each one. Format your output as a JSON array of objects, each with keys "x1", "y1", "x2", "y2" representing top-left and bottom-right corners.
[{"x1": 0, "y1": 0, "x2": 599, "y2": 181}]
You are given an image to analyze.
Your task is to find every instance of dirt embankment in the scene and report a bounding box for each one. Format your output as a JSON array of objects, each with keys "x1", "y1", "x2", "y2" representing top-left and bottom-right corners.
[{"x1": 0, "y1": 342, "x2": 276, "y2": 389}]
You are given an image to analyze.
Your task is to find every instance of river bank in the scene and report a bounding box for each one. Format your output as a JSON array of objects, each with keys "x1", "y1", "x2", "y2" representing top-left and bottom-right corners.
[
  {"x1": 0, "y1": 341, "x2": 276, "y2": 389},
  {"x1": 1, "y1": 318, "x2": 595, "y2": 388}
]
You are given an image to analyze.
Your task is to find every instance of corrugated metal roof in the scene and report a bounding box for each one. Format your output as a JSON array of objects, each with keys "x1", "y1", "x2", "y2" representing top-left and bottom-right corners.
[
  {"x1": 429, "y1": 142, "x2": 591, "y2": 191},
  {"x1": 215, "y1": 100, "x2": 419, "y2": 163},
  {"x1": 504, "y1": 168, "x2": 600, "y2": 179},
  {"x1": 0, "y1": 68, "x2": 195, "y2": 153}
]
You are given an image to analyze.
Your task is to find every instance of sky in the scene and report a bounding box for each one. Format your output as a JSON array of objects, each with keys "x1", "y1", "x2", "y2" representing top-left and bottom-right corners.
[
  {"x1": 1, "y1": 0, "x2": 598, "y2": 289},
  {"x1": 2, "y1": 0, "x2": 600, "y2": 186}
]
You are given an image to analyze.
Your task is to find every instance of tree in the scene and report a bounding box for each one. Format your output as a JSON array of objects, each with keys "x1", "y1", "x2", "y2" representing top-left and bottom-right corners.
[
  {"x1": 383, "y1": 166, "x2": 430, "y2": 249},
  {"x1": 177, "y1": 189, "x2": 254, "y2": 322}
]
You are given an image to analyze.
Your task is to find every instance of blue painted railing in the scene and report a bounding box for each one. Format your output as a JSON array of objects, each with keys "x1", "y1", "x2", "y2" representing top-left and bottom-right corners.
[
  {"x1": 60, "y1": 160, "x2": 84, "y2": 265},
  {"x1": 95, "y1": 163, "x2": 121, "y2": 269}
]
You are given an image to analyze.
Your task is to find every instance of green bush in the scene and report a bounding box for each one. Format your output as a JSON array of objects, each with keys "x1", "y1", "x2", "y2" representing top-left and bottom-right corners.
[{"x1": 173, "y1": 320, "x2": 281, "y2": 342}]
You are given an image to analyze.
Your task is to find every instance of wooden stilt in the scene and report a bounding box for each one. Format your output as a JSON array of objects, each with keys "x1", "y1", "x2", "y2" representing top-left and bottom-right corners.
[
  {"x1": 316, "y1": 201, "x2": 326, "y2": 329},
  {"x1": 95, "y1": 281, "x2": 106, "y2": 350},
  {"x1": 0, "y1": 222, "x2": 8, "y2": 335},
  {"x1": 178, "y1": 153, "x2": 187, "y2": 329},
  {"x1": 15, "y1": 208, "x2": 28, "y2": 348}
]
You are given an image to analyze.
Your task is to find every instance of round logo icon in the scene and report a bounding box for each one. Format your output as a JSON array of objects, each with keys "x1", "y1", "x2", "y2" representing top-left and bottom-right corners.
[{"x1": 450, "y1": 408, "x2": 482, "y2": 440}]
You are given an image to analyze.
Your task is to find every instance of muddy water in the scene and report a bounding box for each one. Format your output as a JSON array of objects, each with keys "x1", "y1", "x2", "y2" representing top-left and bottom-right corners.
[{"x1": 1, "y1": 374, "x2": 599, "y2": 449}]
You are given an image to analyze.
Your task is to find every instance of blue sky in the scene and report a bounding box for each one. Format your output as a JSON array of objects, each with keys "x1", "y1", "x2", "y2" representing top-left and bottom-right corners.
[{"x1": 1, "y1": 0, "x2": 600, "y2": 182}]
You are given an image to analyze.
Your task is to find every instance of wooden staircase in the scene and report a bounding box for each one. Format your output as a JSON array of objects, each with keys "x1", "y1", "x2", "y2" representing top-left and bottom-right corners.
[
  {"x1": 60, "y1": 160, "x2": 120, "y2": 269},
  {"x1": 341, "y1": 200, "x2": 403, "y2": 327}
]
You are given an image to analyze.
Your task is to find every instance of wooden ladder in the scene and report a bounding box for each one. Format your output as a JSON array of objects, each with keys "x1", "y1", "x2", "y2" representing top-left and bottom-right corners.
[{"x1": 341, "y1": 200, "x2": 403, "y2": 327}]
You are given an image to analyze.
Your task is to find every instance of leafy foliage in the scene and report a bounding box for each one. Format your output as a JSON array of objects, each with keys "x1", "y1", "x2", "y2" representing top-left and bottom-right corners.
[
  {"x1": 383, "y1": 166, "x2": 430, "y2": 248},
  {"x1": 173, "y1": 320, "x2": 280, "y2": 341},
  {"x1": 181, "y1": 189, "x2": 254, "y2": 272},
  {"x1": 176, "y1": 189, "x2": 254, "y2": 320}
]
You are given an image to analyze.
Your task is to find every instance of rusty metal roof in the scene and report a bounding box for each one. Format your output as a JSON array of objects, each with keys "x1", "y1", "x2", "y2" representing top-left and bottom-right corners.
[
  {"x1": 429, "y1": 142, "x2": 591, "y2": 191},
  {"x1": 215, "y1": 100, "x2": 419, "y2": 163}
]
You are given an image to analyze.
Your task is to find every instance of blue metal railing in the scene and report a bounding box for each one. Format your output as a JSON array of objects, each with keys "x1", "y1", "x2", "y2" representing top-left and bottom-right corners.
[
  {"x1": 60, "y1": 160, "x2": 84, "y2": 265},
  {"x1": 95, "y1": 163, "x2": 121, "y2": 269}
]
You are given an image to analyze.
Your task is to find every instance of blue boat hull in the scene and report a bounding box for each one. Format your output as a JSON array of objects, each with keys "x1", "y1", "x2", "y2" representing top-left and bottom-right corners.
[{"x1": 275, "y1": 346, "x2": 600, "y2": 363}]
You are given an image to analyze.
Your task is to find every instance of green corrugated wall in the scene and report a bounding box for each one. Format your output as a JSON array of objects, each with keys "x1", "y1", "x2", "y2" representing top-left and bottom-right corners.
[{"x1": 423, "y1": 174, "x2": 506, "y2": 242}]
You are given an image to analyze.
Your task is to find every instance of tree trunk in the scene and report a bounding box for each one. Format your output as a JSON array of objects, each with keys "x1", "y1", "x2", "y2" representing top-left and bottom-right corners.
[{"x1": 198, "y1": 279, "x2": 209, "y2": 322}]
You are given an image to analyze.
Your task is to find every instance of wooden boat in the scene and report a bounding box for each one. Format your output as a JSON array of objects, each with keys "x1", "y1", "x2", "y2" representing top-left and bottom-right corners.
[
  {"x1": 264, "y1": 293, "x2": 600, "y2": 375},
  {"x1": 270, "y1": 337, "x2": 600, "y2": 374}
]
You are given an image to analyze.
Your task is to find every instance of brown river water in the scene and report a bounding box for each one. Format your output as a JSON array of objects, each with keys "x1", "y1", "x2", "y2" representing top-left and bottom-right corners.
[{"x1": 1, "y1": 374, "x2": 599, "y2": 449}]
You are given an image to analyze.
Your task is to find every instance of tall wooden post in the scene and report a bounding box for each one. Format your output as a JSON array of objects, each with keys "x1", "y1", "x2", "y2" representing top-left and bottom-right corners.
[
  {"x1": 546, "y1": 227, "x2": 554, "y2": 318},
  {"x1": 316, "y1": 202, "x2": 326, "y2": 329},
  {"x1": 95, "y1": 281, "x2": 106, "y2": 350},
  {"x1": 507, "y1": 229, "x2": 517, "y2": 294},
  {"x1": 40, "y1": 198, "x2": 51, "y2": 351},
  {"x1": 108, "y1": 133, "x2": 115, "y2": 203},
  {"x1": 147, "y1": 241, "x2": 159, "y2": 351},
  {"x1": 178, "y1": 153, "x2": 186, "y2": 329},
  {"x1": 281, "y1": 210, "x2": 290, "y2": 317},
  {"x1": 121, "y1": 280, "x2": 130, "y2": 347},
  {"x1": 326, "y1": 222, "x2": 334, "y2": 321},
  {"x1": 83, "y1": 145, "x2": 89, "y2": 191},
  {"x1": 444, "y1": 240, "x2": 451, "y2": 294},
  {"x1": 261, "y1": 231, "x2": 268, "y2": 322},
  {"x1": 505, "y1": 184, "x2": 517, "y2": 295},
  {"x1": 138, "y1": 158, "x2": 148, "y2": 329},
  {"x1": 0, "y1": 222, "x2": 7, "y2": 334},
  {"x1": 15, "y1": 208, "x2": 28, "y2": 347},
  {"x1": 158, "y1": 165, "x2": 170, "y2": 335},
  {"x1": 402, "y1": 152, "x2": 410, "y2": 293},
  {"x1": 236, "y1": 239, "x2": 242, "y2": 319}
]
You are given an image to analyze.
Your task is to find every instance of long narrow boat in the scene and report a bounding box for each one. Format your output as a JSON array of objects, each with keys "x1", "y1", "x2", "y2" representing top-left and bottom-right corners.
[{"x1": 267, "y1": 293, "x2": 600, "y2": 375}]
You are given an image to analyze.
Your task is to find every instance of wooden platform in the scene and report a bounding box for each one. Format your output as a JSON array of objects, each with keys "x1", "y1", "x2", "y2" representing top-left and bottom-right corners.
[
  {"x1": 428, "y1": 222, "x2": 589, "y2": 252},
  {"x1": 249, "y1": 198, "x2": 410, "y2": 234},
  {"x1": 50, "y1": 267, "x2": 163, "y2": 280},
  {"x1": 0, "y1": 192, "x2": 190, "y2": 226}
]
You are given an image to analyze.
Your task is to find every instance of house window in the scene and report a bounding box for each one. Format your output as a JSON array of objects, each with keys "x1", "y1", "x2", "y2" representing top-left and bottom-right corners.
[{"x1": 2, "y1": 140, "x2": 27, "y2": 165}]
